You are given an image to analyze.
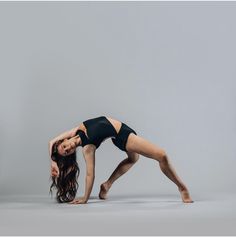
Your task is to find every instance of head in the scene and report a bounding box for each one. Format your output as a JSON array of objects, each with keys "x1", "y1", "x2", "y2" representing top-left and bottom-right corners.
[
  {"x1": 49, "y1": 139, "x2": 80, "y2": 203},
  {"x1": 57, "y1": 137, "x2": 77, "y2": 156}
]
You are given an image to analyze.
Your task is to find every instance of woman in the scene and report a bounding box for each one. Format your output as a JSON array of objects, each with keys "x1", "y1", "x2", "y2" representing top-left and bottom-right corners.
[{"x1": 49, "y1": 115, "x2": 193, "y2": 204}]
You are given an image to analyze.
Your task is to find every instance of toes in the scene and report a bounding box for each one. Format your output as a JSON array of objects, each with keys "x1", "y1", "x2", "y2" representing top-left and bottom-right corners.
[{"x1": 183, "y1": 199, "x2": 194, "y2": 203}]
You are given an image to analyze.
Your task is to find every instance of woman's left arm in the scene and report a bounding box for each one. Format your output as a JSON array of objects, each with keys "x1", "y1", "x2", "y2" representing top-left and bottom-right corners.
[{"x1": 69, "y1": 148, "x2": 95, "y2": 204}]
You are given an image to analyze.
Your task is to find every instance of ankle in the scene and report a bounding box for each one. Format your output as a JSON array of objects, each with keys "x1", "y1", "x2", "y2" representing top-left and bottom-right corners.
[
  {"x1": 105, "y1": 180, "x2": 112, "y2": 188},
  {"x1": 178, "y1": 186, "x2": 188, "y2": 192}
]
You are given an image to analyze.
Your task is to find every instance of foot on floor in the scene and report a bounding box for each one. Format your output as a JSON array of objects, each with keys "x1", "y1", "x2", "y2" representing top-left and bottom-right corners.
[
  {"x1": 178, "y1": 187, "x2": 194, "y2": 203},
  {"x1": 99, "y1": 182, "x2": 111, "y2": 200}
]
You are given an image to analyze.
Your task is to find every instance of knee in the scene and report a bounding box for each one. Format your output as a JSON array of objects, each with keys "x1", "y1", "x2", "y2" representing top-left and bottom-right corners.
[
  {"x1": 156, "y1": 149, "x2": 168, "y2": 163},
  {"x1": 128, "y1": 153, "x2": 140, "y2": 163}
]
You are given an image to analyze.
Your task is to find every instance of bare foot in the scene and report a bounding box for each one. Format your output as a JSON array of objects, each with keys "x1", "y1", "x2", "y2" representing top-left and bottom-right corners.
[
  {"x1": 99, "y1": 182, "x2": 111, "y2": 200},
  {"x1": 178, "y1": 187, "x2": 194, "y2": 203}
]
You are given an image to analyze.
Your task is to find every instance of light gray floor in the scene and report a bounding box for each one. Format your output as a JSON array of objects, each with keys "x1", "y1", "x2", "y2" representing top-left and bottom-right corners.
[{"x1": 0, "y1": 192, "x2": 235, "y2": 236}]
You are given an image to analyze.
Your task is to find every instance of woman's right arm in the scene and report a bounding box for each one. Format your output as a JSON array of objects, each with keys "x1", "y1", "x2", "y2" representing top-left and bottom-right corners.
[
  {"x1": 48, "y1": 142, "x2": 60, "y2": 177},
  {"x1": 48, "y1": 141, "x2": 55, "y2": 160}
]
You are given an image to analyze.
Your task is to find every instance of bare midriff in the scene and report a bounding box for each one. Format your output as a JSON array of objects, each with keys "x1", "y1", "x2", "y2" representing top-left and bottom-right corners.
[
  {"x1": 105, "y1": 116, "x2": 122, "y2": 134},
  {"x1": 77, "y1": 116, "x2": 122, "y2": 138}
]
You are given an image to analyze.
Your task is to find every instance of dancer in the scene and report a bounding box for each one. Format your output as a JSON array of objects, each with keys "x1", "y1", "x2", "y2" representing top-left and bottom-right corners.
[{"x1": 49, "y1": 115, "x2": 193, "y2": 204}]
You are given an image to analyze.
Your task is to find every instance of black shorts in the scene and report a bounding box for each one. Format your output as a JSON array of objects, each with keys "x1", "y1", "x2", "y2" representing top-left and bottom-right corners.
[{"x1": 111, "y1": 122, "x2": 137, "y2": 152}]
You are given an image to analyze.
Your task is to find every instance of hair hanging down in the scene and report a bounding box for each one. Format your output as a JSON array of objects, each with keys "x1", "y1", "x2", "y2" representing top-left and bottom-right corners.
[{"x1": 49, "y1": 140, "x2": 80, "y2": 203}]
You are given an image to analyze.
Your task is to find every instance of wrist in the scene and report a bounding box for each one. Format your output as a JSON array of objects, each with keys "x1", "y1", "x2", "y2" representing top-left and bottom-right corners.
[{"x1": 83, "y1": 195, "x2": 89, "y2": 201}]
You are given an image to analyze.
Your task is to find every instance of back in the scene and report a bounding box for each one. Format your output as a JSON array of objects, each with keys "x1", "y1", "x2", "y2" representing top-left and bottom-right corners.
[{"x1": 77, "y1": 116, "x2": 118, "y2": 149}]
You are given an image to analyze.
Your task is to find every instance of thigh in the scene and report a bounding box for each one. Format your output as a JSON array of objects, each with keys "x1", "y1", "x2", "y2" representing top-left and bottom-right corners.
[{"x1": 126, "y1": 133, "x2": 166, "y2": 162}]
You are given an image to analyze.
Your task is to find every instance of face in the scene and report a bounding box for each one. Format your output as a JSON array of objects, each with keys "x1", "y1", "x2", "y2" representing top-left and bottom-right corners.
[{"x1": 57, "y1": 138, "x2": 76, "y2": 156}]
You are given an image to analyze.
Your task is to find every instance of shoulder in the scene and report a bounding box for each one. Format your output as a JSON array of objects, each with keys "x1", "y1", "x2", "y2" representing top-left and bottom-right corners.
[
  {"x1": 82, "y1": 144, "x2": 97, "y2": 154},
  {"x1": 71, "y1": 123, "x2": 85, "y2": 135}
]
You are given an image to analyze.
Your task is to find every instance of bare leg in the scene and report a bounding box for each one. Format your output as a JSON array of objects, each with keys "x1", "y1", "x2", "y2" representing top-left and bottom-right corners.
[
  {"x1": 99, "y1": 151, "x2": 139, "y2": 199},
  {"x1": 126, "y1": 134, "x2": 194, "y2": 203},
  {"x1": 159, "y1": 156, "x2": 193, "y2": 203}
]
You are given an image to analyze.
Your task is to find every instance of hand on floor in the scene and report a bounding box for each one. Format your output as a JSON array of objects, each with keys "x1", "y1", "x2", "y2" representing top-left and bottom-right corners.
[{"x1": 69, "y1": 197, "x2": 88, "y2": 204}]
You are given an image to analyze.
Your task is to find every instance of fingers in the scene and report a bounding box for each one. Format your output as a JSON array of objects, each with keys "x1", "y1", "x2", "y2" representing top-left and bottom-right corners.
[
  {"x1": 69, "y1": 199, "x2": 79, "y2": 204},
  {"x1": 51, "y1": 168, "x2": 59, "y2": 174},
  {"x1": 68, "y1": 199, "x2": 81, "y2": 204},
  {"x1": 52, "y1": 173, "x2": 59, "y2": 177},
  {"x1": 51, "y1": 168, "x2": 59, "y2": 178},
  {"x1": 51, "y1": 172, "x2": 59, "y2": 178},
  {"x1": 69, "y1": 200, "x2": 77, "y2": 204},
  {"x1": 51, "y1": 167, "x2": 59, "y2": 177}
]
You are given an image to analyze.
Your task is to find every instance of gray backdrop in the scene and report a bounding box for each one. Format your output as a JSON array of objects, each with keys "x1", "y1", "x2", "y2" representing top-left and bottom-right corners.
[{"x1": 0, "y1": 1, "x2": 235, "y2": 199}]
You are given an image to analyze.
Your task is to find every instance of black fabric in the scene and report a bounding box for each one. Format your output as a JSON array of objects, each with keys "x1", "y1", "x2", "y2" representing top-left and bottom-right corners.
[
  {"x1": 76, "y1": 116, "x2": 137, "y2": 151},
  {"x1": 111, "y1": 123, "x2": 137, "y2": 152},
  {"x1": 76, "y1": 116, "x2": 117, "y2": 149}
]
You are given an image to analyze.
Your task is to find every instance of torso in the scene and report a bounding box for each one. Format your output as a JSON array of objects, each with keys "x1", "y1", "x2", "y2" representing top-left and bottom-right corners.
[{"x1": 77, "y1": 116, "x2": 122, "y2": 141}]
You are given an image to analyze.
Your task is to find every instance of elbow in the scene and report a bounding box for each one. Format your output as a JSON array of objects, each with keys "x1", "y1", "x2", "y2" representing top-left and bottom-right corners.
[
  {"x1": 86, "y1": 166, "x2": 95, "y2": 177},
  {"x1": 86, "y1": 172, "x2": 95, "y2": 178}
]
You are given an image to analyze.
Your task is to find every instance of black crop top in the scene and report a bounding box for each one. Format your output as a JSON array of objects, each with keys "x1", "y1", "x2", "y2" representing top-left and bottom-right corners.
[{"x1": 76, "y1": 116, "x2": 118, "y2": 149}]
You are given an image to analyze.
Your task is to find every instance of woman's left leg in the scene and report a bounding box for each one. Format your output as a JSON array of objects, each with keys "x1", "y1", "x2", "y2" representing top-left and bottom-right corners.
[
  {"x1": 99, "y1": 151, "x2": 139, "y2": 199},
  {"x1": 126, "y1": 133, "x2": 194, "y2": 203}
]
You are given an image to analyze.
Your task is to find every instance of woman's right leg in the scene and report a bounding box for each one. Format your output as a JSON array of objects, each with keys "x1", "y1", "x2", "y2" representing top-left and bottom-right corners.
[{"x1": 125, "y1": 133, "x2": 194, "y2": 203}]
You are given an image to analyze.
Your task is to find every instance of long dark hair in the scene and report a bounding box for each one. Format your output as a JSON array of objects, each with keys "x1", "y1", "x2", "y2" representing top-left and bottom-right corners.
[{"x1": 49, "y1": 140, "x2": 80, "y2": 203}]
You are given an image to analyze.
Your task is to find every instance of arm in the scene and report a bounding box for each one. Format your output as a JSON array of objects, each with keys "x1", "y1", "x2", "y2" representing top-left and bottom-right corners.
[
  {"x1": 69, "y1": 147, "x2": 95, "y2": 204},
  {"x1": 83, "y1": 150, "x2": 95, "y2": 201},
  {"x1": 48, "y1": 142, "x2": 60, "y2": 177}
]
